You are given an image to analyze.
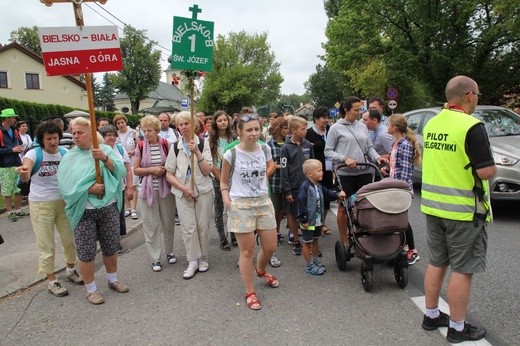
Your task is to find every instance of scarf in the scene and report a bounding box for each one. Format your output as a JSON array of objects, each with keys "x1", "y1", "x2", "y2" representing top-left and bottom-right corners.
[{"x1": 138, "y1": 137, "x2": 171, "y2": 206}]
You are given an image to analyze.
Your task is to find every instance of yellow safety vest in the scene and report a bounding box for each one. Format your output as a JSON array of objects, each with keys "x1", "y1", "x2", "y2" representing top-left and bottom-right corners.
[{"x1": 421, "y1": 108, "x2": 490, "y2": 221}]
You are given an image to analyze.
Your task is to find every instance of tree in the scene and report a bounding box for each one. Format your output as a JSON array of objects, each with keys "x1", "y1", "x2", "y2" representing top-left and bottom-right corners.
[
  {"x1": 10, "y1": 26, "x2": 41, "y2": 55},
  {"x1": 96, "y1": 73, "x2": 116, "y2": 112},
  {"x1": 111, "y1": 26, "x2": 161, "y2": 114},
  {"x1": 323, "y1": 0, "x2": 520, "y2": 109},
  {"x1": 198, "y1": 31, "x2": 283, "y2": 114},
  {"x1": 305, "y1": 63, "x2": 348, "y2": 107}
]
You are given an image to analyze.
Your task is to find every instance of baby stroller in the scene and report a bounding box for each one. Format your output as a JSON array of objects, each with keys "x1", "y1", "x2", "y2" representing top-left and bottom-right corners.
[{"x1": 334, "y1": 163, "x2": 411, "y2": 292}]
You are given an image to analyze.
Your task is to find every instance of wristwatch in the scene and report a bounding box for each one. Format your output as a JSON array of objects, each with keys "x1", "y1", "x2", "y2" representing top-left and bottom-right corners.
[{"x1": 102, "y1": 155, "x2": 109, "y2": 163}]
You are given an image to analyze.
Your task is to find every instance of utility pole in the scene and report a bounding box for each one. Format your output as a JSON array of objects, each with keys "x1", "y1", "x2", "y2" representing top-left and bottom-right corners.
[{"x1": 40, "y1": 0, "x2": 108, "y2": 186}]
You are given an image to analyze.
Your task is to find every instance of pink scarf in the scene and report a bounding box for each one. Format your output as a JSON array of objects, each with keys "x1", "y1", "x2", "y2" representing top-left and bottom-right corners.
[{"x1": 138, "y1": 137, "x2": 171, "y2": 206}]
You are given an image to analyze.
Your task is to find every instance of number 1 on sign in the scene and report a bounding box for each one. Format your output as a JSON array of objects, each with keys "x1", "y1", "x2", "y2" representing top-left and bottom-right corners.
[{"x1": 188, "y1": 34, "x2": 196, "y2": 52}]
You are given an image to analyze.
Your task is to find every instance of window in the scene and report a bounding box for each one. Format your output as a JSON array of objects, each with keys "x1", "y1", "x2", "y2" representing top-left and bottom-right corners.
[
  {"x1": 25, "y1": 73, "x2": 40, "y2": 89},
  {"x1": 0, "y1": 72, "x2": 7, "y2": 88}
]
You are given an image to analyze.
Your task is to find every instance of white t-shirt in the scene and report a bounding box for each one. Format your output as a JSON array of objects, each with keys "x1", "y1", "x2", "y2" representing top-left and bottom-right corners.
[
  {"x1": 24, "y1": 148, "x2": 67, "y2": 202},
  {"x1": 223, "y1": 145, "x2": 271, "y2": 200},
  {"x1": 159, "y1": 127, "x2": 178, "y2": 146},
  {"x1": 117, "y1": 127, "x2": 137, "y2": 154},
  {"x1": 113, "y1": 144, "x2": 130, "y2": 189}
]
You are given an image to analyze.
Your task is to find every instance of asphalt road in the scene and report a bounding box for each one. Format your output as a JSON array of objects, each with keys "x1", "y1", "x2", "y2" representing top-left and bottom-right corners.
[{"x1": 0, "y1": 193, "x2": 517, "y2": 345}]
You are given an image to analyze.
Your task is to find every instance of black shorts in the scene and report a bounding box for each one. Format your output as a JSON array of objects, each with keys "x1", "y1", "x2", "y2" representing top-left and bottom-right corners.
[{"x1": 300, "y1": 226, "x2": 322, "y2": 243}]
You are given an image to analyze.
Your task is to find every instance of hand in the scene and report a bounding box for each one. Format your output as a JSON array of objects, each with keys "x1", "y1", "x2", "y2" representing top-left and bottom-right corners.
[
  {"x1": 89, "y1": 183, "x2": 104, "y2": 195},
  {"x1": 188, "y1": 140, "x2": 200, "y2": 154},
  {"x1": 345, "y1": 157, "x2": 357, "y2": 168},
  {"x1": 13, "y1": 145, "x2": 25, "y2": 154},
  {"x1": 380, "y1": 166, "x2": 389, "y2": 176},
  {"x1": 182, "y1": 187, "x2": 196, "y2": 201},
  {"x1": 338, "y1": 191, "x2": 346, "y2": 201},
  {"x1": 125, "y1": 186, "x2": 134, "y2": 200},
  {"x1": 223, "y1": 197, "x2": 231, "y2": 209},
  {"x1": 285, "y1": 195, "x2": 294, "y2": 203},
  {"x1": 154, "y1": 166, "x2": 166, "y2": 177},
  {"x1": 376, "y1": 157, "x2": 389, "y2": 164},
  {"x1": 16, "y1": 165, "x2": 30, "y2": 181},
  {"x1": 92, "y1": 148, "x2": 107, "y2": 161}
]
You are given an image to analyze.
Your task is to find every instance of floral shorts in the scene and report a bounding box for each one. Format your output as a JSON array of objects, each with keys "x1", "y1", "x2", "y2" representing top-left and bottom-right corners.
[
  {"x1": 0, "y1": 167, "x2": 21, "y2": 197},
  {"x1": 227, "y1": 194, "x2": 276, "y2": 234}
]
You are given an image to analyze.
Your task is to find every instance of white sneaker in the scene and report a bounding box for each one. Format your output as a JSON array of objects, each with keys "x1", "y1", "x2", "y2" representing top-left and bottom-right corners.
[
  {"x1": 198, "y1": 261, "x2": 209, "y2": 272},
  {"x1": 167, "y1": 254, "x2": 177, "y2": 264},
  {"x1": 48, "y1": 281, "x2": 68, "y2": 297},
  {"x1": 183, "y1": 262, "x2": 198, "y2": 279}
]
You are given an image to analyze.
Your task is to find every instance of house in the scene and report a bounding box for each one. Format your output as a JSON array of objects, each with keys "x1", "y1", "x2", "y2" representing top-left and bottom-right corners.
[
  {"x1": 0, "y1": 42, "x2": 87, "y2": 109},
  {"x1": 113, "y1": 68, "x2": 188, "y2": 114}
]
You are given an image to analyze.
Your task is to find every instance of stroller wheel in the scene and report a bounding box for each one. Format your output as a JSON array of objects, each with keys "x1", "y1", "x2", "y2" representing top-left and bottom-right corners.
[
  {"x1": 360, "y1": 265, "x2": 373, "y2": 292},
  {"x1": 394, "y1": 264, "x2": 408, "y2": 289},
  {"x1": 335, "y1": 241, "x2": 347, "y2": 271}
]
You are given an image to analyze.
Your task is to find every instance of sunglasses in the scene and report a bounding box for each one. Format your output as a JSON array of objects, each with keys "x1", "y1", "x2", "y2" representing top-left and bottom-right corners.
[{"x1": 240, "y1": 113, "x2": 259, "y2": 123}]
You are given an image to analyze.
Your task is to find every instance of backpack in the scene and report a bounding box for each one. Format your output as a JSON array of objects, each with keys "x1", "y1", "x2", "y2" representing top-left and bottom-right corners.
[
  {"x1": 228, "y1": 144, "x2": 270, "y2": 188},
  {"x1": 172, "y1": 138, "x2": 205, "y2": 157},
  {"x1": 138, "y1": 137, "x2": 170, "y2": 157},
  {"x1": 31, "y1": 146, "x2": 67, "y2": 176}
]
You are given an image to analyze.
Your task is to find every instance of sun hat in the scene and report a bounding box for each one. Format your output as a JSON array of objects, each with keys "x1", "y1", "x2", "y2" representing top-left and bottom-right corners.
[{"x1": 1, "y1": 108, "x2": 18, "y2": 118}]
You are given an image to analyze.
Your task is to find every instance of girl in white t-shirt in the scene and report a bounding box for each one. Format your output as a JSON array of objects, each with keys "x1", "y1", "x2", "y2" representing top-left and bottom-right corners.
[{"x1": 219, "y1": 113, "x2": 278, "y2": 311}]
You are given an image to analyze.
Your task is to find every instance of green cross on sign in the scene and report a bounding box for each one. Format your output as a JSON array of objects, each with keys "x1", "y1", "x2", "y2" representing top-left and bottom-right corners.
[{"x1": 171, "y1": 14, "x2": 214, "y2": 72}]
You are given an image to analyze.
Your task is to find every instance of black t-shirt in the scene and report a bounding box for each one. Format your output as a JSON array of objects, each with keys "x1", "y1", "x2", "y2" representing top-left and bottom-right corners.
[{"x1": 465, "y1": 123, "x2": 494, "y2": 170}]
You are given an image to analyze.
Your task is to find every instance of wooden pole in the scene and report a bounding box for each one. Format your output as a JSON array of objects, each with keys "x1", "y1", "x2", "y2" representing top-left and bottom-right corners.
[
  {"x1": 42, "y1": 0, "x2": 104, "y2": 185},
  {"x1": 189, "y1": 74, "x2": 195, "y2": 189}
]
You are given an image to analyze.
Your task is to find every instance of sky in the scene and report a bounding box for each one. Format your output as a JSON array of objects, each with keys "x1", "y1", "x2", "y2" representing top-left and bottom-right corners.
[{"x1": 0, "y1": 0, "x2": 329, "y2": 95}]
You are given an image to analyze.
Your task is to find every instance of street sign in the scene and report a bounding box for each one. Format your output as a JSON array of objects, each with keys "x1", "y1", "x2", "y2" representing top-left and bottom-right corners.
[
  {"x1": 181, "y1": 97, "x2": 189, "y2": 108},
  {"x1": 360, "y1": 100, "x2": 368, "y2": 113},
  {"x1": 387, "y1": 99, "x2": 398, "y2": 110},
  {"x1": 386, "y1": 87, "x2": 399, "y2": 100},
  {"x1": 38, "y1": 26, "x2": 122, "y2": 76},
  {"x1": 171, "y1": 6, "x2": 214, "y2": 72},
  {"x1": 334, "y1": 102, "x2": 341, "y2": 109}
]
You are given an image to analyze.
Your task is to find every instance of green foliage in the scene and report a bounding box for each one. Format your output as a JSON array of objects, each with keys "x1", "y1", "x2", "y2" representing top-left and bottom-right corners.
[
  {"x1": 111, "y1": 26, "x2": 161, "y2": 114},
  {"x1": 10, "y1": 26, "x2": 41, "y2": 55},
  {"x1": 305, "y1": 63, "x2": 348, "y2": 107},
  {"x1": 97, "y1": 73, "x2": 116, "y2": 112},
  {"x1": 198, "y1": 31, "x2": 284, "y2": 114},
  {"x1": 324, "y1": 0, "x2": 520, "y2": 110}
]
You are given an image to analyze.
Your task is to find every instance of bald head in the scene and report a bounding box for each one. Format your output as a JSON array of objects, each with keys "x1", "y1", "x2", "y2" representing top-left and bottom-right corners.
[
  {"x1": 445, "y1": 76, "x2": 478, "y2": 102},
  {"x1": 445, "y1": 75, "x2": 479, "y2": 114}
]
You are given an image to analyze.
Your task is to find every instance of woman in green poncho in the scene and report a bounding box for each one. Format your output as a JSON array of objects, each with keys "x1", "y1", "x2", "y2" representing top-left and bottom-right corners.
[{"x1": 57, "y1": 117, "x2": 129, "y2": 305}]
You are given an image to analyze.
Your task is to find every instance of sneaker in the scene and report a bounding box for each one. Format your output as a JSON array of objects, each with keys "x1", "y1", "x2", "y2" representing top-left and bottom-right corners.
[
  {"x1": 86, "y1": 291, "x2": 105, "y2": 305},
  {"x1": 446, "y1": 322, "x2": 486, "y2": 343},
  {"x1": 66, "y1": 269, "x2": 84, "y2": 285},
  {"x1": 7, "y1": 212, "x2": 18, "y2": 222},
  {"x1": 270, "y1": 254, "x2": 281, "y2": 268},
  {"x1": 15, "y1": 209, "x2": 29, "y2": 217},
  {"x1": 288, "y1": 232, "x2": 294, "y2": 244},
  {"x1": 422, "y1": 311, "x2": 450, "y2": 331},
  {"x1": 167, "y1": 254, "x2": 177, "y2": 264},
  {"x1": 292, "y1": 243, "x2": 302, "y2": 256},
  {"x1": 108, "y1": 281, "x2": 129, "y2": 293},
  {"x1": 124, "y1": 209, "x2": 131, "y2": 217},
  {"x1": 174, "y1": 216, "x2": 181, "y2": 225},
  {"x1": 407, "y1": 250, "x2": 420, "y2": 265},
  {"x1": 313, "y1": 259, "x2": 326, "y2": 271},
  {"x1": 48, "y1": 281, "x2": 68, "y2": 297},
  {"x1": 198, "y1": 261, "x2": 209, "y2": 272},
  {"x1": 116, "y1": 243, "x2": 123, "y2": 254},
  {"x1": 183, "y1": 262, "x2": 198, "y2": 279},
  {"x1": 306, "y1": 262, "x2": 325, "y2": 275},
  {"x1": 152, "y1": 262, "x2": 162, "y2": 272},
  {"x1": 130, "y1": 210, "x2": 138, "y2": 220}
]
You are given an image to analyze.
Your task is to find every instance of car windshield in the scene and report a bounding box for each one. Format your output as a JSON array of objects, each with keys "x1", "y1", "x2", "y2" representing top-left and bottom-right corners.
[{"x1": 472, "y1": 109, "x2": 520, "y2": 137}]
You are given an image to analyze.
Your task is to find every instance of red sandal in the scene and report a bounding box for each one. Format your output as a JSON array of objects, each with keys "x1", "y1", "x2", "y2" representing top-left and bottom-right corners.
[
  {"x1": 255, "y1": 268, "x2": 279, "y2": 288},
  {"x1": 245, "y1": 292, "x2": 261, "y2": 310}
]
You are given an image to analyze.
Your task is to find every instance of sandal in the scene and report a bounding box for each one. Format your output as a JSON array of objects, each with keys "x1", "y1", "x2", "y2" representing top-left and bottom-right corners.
[
  {"x1": 131, "y1": 210, "x2": 138, "y2": 220},
  {"x1": 124, "y1": 209, "x2": 131, "y2": 217},
  {"x1": 322, "y1": 225, "x2": 332, "y2": 236},
  {"x1": 245, "y1": 292, "x2": 261, "y2": 310},
  {"x1": 255, "y1": 268, "x2": 279, "y2": 288},
  {"x1": 220, "y1": 240, "x2": 231, "y2": 251}
]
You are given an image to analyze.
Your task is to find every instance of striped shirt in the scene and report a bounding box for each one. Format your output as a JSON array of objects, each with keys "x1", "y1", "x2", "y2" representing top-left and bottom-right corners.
[{"x1": 150, "y1": 144, "x2": 162, "y2": 190}]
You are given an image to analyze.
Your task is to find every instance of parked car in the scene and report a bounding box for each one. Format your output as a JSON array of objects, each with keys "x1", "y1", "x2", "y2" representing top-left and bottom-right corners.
[{"x1": 403, "y1": 106, "x2": 520, "y2": 201}]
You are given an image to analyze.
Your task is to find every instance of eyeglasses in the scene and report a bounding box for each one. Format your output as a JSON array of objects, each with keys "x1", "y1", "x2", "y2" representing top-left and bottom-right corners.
[
  {"x1": 465, "y1": 91, "x2": 482, "y2": 97},
  {"x1": 240, "y1": 113, "x2": 259, "y2": 123}
]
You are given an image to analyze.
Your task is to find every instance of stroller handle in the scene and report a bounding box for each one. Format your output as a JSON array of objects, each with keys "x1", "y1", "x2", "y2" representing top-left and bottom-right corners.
[{"x1": 335, "y1": 162, "x2": 382, "y2": 179}]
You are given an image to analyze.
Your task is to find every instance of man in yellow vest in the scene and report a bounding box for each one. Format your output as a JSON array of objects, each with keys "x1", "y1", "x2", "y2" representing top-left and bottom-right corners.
[{"x1": 420, "y1": 75, "x2": 496, "y2": 343}]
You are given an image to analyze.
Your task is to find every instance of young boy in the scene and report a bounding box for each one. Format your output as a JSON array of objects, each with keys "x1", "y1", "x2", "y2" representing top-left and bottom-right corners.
[
  {"x1": 280, "y1": 116, "x2": 314, "y2": 255},
  {"x1": 298, "y1": 159, "x2": 345, "y2": 275}
]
